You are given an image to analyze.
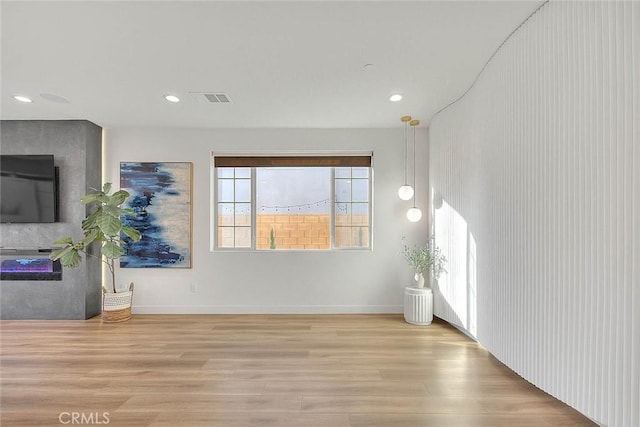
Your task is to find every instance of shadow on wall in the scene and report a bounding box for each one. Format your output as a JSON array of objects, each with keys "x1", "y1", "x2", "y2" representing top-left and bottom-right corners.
[{"x1": 432, "y1": 189, "x2": 478, "y2": 338}]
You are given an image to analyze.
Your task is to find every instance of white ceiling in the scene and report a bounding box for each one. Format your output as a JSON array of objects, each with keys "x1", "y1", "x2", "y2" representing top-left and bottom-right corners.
[{"x1": 1, "y1": 1, "x2": 543, "y2": 129}]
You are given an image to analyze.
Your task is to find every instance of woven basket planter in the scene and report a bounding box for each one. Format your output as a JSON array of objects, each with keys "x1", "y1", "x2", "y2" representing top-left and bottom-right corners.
[{"x1": 102, "y1": 283, "x2": 134, "y2": 323}]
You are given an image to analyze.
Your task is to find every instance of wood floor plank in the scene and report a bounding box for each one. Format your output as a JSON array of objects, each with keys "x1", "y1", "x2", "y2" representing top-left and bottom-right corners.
[
  {"x1": 100, "y1": 379, "x2": 267, "y2": 395},
  {"x1": 0, "y1": 314, "x2": 596, "y2": 427},
  {"x1": 148, "y1": 412, "x2": 350, "y2": 427},
  {"x1": 264, "y1": 380, "x2": 428, "y2": 396},
  {"x1": 226, "y1": 369, "x2": 383, "y2": 381},
  {"x1": 301, "y1": 395, "x2": 488, "y2": 414},
  {"x1": 349, "y1": 413, "x2": 573, "y2": 427},
  {"x1": 1, "y1": 411, "x2": 158, "y2": 427},
  {"x1": 116, "y1": 394, "x2": 302, "y2": 413},
  {"x1": 199, "y1": 358, "x2": 342, "y2": 370}
]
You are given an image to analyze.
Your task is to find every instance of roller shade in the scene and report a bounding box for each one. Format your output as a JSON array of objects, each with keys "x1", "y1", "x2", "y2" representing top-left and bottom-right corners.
[{"x1": 214, "y1": 155, "x2": 371, "y2": 168}]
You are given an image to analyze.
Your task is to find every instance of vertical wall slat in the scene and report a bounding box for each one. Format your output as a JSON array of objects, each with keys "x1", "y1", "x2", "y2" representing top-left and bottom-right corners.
[
  {"x1": 631, "y1": 5, "x2": 640, "y2": 427},
  {"x1": 429, "y1": 2, "x2": 639, "y2": 426}
]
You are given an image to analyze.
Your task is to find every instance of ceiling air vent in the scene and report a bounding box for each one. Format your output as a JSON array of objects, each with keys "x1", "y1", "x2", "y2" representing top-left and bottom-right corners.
[
  {"x1": 203, "y1": 93, "x2": 231, "y2": 103},
  {"x1": 189, "y1": 92, "x2": 232, "y2": 104}
]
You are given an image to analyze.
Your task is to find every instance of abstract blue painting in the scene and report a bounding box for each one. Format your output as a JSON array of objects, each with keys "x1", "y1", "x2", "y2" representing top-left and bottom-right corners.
[{"x1": 120, "y1": 162, "x2": 192, "y2": 268}]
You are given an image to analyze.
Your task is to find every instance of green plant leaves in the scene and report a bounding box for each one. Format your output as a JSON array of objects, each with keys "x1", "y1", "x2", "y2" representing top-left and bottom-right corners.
[
  {"x1": 49, "y1": 246, "x2": 70, "y2": 261},
  {"x1": 96, "y1": 214, "x2": 122, "y2": 237},
  {"x1": 80, "y1": 193, "x2": 100, "y2": 204},
  {"x1": 51, "y1": 180, "x2": 141, "y2": 296},
  {"x1": 50, "y1": 181, "x2": 141, "y2": 293},
  {"x1": 50, "y1": 246, "x2": 81, "y2": 268},
  {"x1": 103, "y1": 204, "x2": 121, "y2": 218},
  {"x1": 81, "y1": 210, "x2": 98, "y2": 231},
  {"x1": 80, "y1": 230, "x2": 99, "y2": 246},
  {"x1": 109, "y1": 190, "x2": 129, "y2": 206},
  {"x1": 102, "y1": 241, "x2": 125, "y2": 259},
  {"x1": 53, "y1": 237, "x2": 73, "y2": 245},
  {"x1": 121, "y1": 225, "x2": 141, "y2": 242},
  {"x1": 401, "y1": 236, "x2": 448, "y2": 278},
  {"x1": 61, "y1": 249, "x2": 81, "y2": 267}
]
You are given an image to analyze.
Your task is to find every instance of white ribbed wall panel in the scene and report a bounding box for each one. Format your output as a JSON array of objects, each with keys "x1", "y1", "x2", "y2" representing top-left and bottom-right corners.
[{"x1": 429, "y1": 2, "x2": 639, "y2": 426}]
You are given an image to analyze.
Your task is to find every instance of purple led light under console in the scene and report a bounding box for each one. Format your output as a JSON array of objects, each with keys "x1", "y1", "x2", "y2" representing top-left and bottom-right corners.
[
  {"x1": 0, "y1": 249, "x2": 62, "y2": 281},
  {"x1": 2, "y1": 259, "x2": 54, "y2": 273}
]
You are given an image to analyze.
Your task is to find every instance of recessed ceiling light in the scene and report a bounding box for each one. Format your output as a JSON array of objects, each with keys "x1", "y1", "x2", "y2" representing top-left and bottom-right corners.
[
  {"x1": 164, "y1": 95, "x2": 180, "y2": 103},
  {"x1": 13, "y1": 95, "x2": 33, "y2": 103},
  {"x1": 389, "y1": 94, "x2": 403, "y2": 102},
  {"x1": 40, "y1": 93, "x2": 70, "y2": 104}
]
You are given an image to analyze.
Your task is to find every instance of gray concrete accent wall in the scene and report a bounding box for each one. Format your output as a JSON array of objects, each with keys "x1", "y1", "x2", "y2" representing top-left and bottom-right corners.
[{"x1": 0, "y1": 120, "x2": 102, "y2": 319}]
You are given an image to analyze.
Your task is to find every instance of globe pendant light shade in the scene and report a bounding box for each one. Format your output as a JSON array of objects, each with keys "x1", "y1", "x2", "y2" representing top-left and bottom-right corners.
[
  {"x1": 398, "y1": 185, "x2": 414, "y2": 200},
  {"x1": 407, "y1": 206, "x2": 423, "y2": 222}
]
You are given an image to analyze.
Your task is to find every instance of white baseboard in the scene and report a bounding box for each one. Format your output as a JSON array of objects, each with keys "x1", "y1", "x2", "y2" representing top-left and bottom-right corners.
[{"x1": 132, "y1": 305, "x2": 403, "y2": 314}]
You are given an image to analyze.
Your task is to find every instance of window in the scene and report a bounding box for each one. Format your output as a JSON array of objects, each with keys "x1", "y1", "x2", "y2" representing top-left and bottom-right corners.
[
  {"x1": 216, "y1": 167, "x2": 252, "y2": 248},
  {"x1": 334, "y1": 167, "x2": 370, "y2": 248},
  {"x1": 214, "y1": 155, "x2": 372, "y2": 250}
]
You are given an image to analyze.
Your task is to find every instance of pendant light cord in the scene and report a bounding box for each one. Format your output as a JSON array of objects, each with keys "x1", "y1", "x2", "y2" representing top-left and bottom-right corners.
[
  {"x1": 401, "y1": 117, "x2": 411, "y2": 185},
  {"x1": 404, "y1": 121, "x2": 408, "y2": 184},
  {"x1": 412, "y1": 123, "x2": 416, "y2": 205}
]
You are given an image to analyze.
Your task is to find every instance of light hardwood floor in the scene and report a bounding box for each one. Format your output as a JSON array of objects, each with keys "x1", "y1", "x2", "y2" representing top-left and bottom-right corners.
[{"x1": 1, "y1": 314, "x2": 595, "y2": 426}]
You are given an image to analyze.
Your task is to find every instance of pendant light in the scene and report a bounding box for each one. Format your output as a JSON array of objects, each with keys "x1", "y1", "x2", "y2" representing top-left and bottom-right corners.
[
  {"x1": 398, "y1": 116, "x2": 414, "y2": 200},
  {"x1": 406, "y1": 119, "x2": 422, "y2": 222}
]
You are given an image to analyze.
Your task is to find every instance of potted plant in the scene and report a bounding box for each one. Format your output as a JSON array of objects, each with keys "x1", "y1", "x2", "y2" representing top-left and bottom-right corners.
[
  {"x1": 402, "y1": 236, "x2": 447, "y2": 288},
  {"x1": 50, "y1": 183, "x2": 141, "y2": 322}
]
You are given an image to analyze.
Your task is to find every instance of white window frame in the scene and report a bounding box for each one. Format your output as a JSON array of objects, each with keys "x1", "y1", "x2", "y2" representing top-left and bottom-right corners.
[{"x1": 211, "y1": 153, "x2": 373, "y2": 251}]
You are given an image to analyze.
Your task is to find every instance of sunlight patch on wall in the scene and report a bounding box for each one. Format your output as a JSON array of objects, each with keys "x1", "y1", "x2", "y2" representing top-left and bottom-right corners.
[{"x1": 433, "y1": 198, "x2": 473, "y2": 334}]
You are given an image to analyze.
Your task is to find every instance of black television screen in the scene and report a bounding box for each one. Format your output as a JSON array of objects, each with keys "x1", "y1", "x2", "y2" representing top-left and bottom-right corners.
[{"x1": 0, "y1": 155, "x2": 57, "y2": 223}]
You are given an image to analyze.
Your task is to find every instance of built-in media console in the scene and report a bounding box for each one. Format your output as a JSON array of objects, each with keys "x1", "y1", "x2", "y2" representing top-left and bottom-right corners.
[{"x1": 0, "y1": 248, "x2": 62, "y2": 281}]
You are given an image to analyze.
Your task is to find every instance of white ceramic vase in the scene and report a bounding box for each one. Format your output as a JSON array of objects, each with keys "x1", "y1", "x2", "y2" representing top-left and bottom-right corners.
[{"x1": 414, "y1": 272, "x2": 425, "y2": 288}]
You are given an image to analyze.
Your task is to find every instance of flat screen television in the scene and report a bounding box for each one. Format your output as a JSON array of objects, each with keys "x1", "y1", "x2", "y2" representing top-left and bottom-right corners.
[{"x1": 0, "y1": 155, "x2": 58, "y2": 223}]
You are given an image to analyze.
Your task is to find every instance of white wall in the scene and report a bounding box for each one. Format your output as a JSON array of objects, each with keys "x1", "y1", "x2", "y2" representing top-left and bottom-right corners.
[
  {"x1": 429, "y1": 2, "x2": 639, "y2": 426},
  {"x1": 104, "y1": 127, "x2": 429, "y2": 314}
]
